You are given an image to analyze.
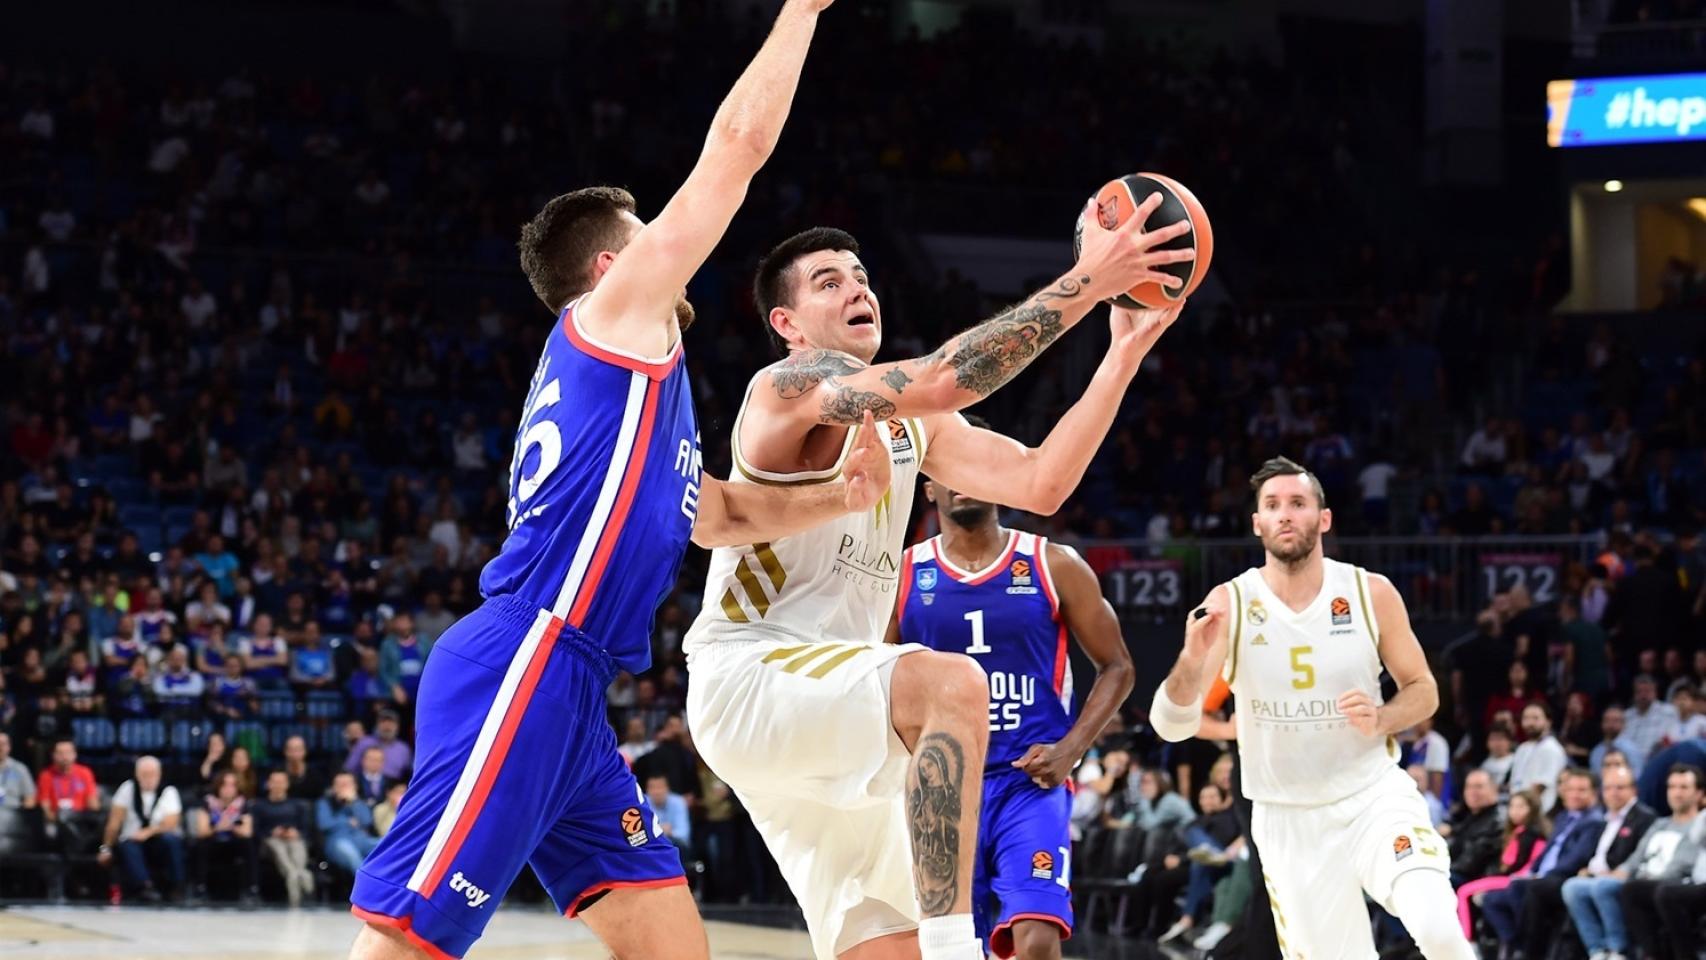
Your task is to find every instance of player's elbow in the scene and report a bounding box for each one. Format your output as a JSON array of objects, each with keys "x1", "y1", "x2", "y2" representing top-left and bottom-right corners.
[
  {"x1": 1105, "y1": 656, "x2": 1136, "y2": 700},
  {"x1": 1408, "y1": 673, "x2": 1441, "y2": 714},
  {"x1": 706, "y1": 122, "x2": 774, "y2": 173},
  {"x1": 1024, "y1": 477, "x2": 1071, "y2": 516},
  {"x1": 1002, "y1": 462, "x2": 1069, "y2": 516}
]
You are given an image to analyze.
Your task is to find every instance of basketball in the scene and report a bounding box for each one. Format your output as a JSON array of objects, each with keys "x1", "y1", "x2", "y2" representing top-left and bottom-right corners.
[{"x1": 1073, "y1": 172, "x2": 1214, "y2": 308}]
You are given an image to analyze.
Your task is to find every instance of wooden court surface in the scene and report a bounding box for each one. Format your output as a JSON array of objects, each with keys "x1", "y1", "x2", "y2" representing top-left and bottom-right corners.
[{"x1": 0, "y1": 905, "x2": 816, "y2": 959}]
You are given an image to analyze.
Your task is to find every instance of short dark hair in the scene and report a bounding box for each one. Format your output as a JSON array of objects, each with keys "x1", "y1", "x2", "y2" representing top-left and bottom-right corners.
[
  {"x1": 1668, "y1": 762, "x2": 1705, "y2": 792},
  {"x1": 752, "y1": 227, "x2": 861, "y2": 352},
  {"x1": 518, "y1": 186, "x2": 637, "y2": 313},
  {"x1": 1249, "y1": 456, "x2": 1327, "y2": 509},
  {"x1": 1563, "y1": 765, "x2": 1596, "y2": 788}
]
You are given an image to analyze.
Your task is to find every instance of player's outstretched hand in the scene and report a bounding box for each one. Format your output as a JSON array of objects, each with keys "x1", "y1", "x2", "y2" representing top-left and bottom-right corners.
[
  {"x1": 791, "y1": 0, "x2": 838, "y2": 11},
  {"x1": 1012, "y1": 740, "x2": 1078, "y2": 790},
  {"x1": 841, "y1": 411, "x2": 891, "y2": 513},
  {"x1": 1338, "y1": 690, "x2": 1381, "y2": 737},
  {"x1": 1075, "y1": 194, "x2": 1196, "y2": 302},
  {"x1": 1108, "y1": 301, "x2": 1185, "y2": 368}
]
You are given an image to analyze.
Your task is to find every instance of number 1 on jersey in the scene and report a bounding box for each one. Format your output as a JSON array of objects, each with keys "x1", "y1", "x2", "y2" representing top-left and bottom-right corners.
[{"x1": 964, "y1": 609, "x2": 992, "y2": 655}]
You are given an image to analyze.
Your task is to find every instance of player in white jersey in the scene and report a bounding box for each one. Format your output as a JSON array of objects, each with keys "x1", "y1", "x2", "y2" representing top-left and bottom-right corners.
[
  {"x1": 685, "y1": 216, "x2": 1192, "y2": 960},
  {"x1": 1148, "y1": 457, "x2": 1475, "y2": 960}
]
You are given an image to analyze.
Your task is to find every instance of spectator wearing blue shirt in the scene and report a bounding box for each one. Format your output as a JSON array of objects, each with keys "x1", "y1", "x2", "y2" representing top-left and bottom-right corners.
[
  {"x1": 195, "y1": 622, "x2": 233, "y2": 679},
  {"x1": 207, "y1": 655, "x2": 258, "y2": 721},
  {"x1": 193, "y1": 535, "x2": 239, "y2": 598},
  {"x1": 318, "y1": 569, "x2": 354, "y2": 633},
  {"x1": 644, "y1": 773, "x2": 691, "y2": 866},
  {"x1": 1591, "y1": 705, "x2": 1642, "y2": 778},
  {"x1": 152, "y1": 647, "x2": 205, "y2": 714},
  {"x1": 289, "y1": 622, "x2": 337, "y2": 696},
  {"x1": 378, "y1": 614, "x2": 433, "y2": 709},
  {"x1": 347, "y1": 646, "x2": 386, "y2": 719},
  {"x1": 316, "y1": 772, "x2": 379, "y2": 874},
  {"x1": 240, "y1": 614, "x2": 290, "y2": 691},
  {"x1": 342, "y1": 710, "x2": 412, "y2": 781}
]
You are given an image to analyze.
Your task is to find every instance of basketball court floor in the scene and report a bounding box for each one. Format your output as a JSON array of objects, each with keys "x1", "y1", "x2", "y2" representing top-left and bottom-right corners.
[{"x1": 0, "y1": 903, "x2": 1152, "y2": 959}]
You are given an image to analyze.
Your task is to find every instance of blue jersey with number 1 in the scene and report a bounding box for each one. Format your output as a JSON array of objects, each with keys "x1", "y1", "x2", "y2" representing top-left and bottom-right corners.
[
  {"x1": 896, "y1": 530, "x2": 1074, "y2": 769},
  {"x1": 896, "y1": 529, "x2": 1078, "y2": 956}
]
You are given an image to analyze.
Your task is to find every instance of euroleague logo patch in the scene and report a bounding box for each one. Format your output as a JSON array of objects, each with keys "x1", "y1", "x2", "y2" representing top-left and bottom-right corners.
[
  {"x1": 1392, "y1": 835, "x2": 1413, "y2": 862},
  {"x1": 886, "y1": 419, "x2": 914, "y2": 455},
  {"x1": 1009, "y1": 559, "x2": 1033, "y2": 587},
  {"x1": 1031, "y1": 850, "x2": 1054, "y2": 879},
  {"x1": 1331, "y1": 597, "x2": 1352, "y2": 626},
  {"x1": 1097, "y1": 196, "x2": 1121, "y2": 230},
  {"x1": 621, "y1": 807, "x2": 649, "y2": 847}
]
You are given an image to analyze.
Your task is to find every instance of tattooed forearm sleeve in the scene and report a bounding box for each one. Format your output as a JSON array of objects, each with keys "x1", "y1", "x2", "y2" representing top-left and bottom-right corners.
[
  {"x1": 822, "y1": 387, "x2": 897, "y2": 423},
  {"x1": 907, "y1": 731, "x2": 966, "y2": 917},
  {"x1": 764, "y1": 273, "x2": 1091, "y2": 425},
  {"x1": 938, "y1": 274, "x2": 1085, "y2": 397},
  {"x1": 769, "y1": 349, "x2": 868, "y2": 399}
]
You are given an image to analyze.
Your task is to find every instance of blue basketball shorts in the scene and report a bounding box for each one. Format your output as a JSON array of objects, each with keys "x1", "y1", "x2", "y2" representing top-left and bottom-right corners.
[
  {"x1": 350, "y1": 594, "x2": 684, "y2": 959},
  {"x1": 975, "y1": 767, "x2": 1074, "y2": 959}
]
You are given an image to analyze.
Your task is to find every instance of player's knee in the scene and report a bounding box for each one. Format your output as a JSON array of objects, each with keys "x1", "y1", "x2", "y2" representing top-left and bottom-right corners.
[
  {"x1": 1011, "y1": 919, "x2": 1064, "y2": 960},
  {"x1": 348, "y1": 922, "x2": 417, "y2": 960},
  {"x1": 927, "y1": 651, "x2": 988, "y2": 721}
]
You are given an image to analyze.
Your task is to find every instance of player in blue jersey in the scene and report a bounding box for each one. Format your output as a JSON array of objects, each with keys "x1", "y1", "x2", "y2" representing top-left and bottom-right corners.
[
  {"x1": 345, "y1": 3, "x2": 892, "y2": 959},
  {"x1": 885, "y1": 421, "x2": 1135, "y2": 960}
]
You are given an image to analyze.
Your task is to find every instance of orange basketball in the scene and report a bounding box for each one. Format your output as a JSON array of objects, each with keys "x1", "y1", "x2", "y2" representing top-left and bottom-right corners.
[{"x1": 1072, "y1": 172, "x2": 1213, "y2": 308}]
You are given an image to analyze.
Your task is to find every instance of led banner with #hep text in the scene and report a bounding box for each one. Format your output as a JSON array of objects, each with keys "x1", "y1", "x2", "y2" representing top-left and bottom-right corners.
[{"x1": 1548, "y1": 72, "x2": 1706, "y2": 147}]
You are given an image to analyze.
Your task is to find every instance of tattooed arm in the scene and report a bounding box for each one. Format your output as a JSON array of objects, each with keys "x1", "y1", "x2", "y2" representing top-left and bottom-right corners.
[
  {"x1": 753, "y1": 193, "x2": 1194, "y2": 427},
  {"x1": 919, "y1": 302, "x2": 1184, "y2": 514},
  {"x1": 749, "y1": 274, "x2": 1086, "y2": 428}
]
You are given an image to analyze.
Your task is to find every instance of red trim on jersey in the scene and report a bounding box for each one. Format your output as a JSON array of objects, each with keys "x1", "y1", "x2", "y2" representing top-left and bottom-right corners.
[
  {"x1": 933, "y1": 531, "x2": 1021, "y2": 586},
  {"x1": 1051, "y1": 623, "x2": 1069, "y2": 697},
  {"x1": 566, "y1": 379, "x2": 662, "y2": 627},
  {"x1": 561, "y1": 301, "x2": 683, "y2": 381},
  {"x1": 418, "y1": 616, "x2": 565, "y2": 897},
  {"x1": 350, "y1": 906, "x2": 459, "y2": 960},
  {"x1": 989, "y1": 912, "x2": 1073, "y2": 958},
  {"x1": 1035, "y1": 540, "x2": 1061, "y2": 618},
  {"x1": 564, "y1": 876, "x2": 690, "y2": 918},
  {"x1": 896, "y1": 549, "x2": 915, "y2": 626}
]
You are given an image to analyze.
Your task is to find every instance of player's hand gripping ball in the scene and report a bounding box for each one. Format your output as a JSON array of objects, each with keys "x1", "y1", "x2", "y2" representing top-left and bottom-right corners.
[{"x1": 1074, "y1": 173, "x2": 1213, "y2": 308}]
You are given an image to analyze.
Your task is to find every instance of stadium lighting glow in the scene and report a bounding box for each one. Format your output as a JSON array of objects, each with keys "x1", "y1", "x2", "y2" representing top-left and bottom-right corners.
[
  {"x1": 1603, "y1": 180, "x2": 1624, "y2": 192},
  {"x1": 1688, "y1": 198, "x2": 1706, "y2": 221}
]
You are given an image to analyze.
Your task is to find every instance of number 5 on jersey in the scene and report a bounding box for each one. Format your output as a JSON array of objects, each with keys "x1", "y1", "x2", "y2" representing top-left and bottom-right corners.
[{"x1": 1289, "y1": 645, "x2": 1315, "y2": 690}]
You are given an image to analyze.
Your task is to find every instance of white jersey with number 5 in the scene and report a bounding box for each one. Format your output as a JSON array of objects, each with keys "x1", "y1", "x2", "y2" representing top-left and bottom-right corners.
[{"x1": 1222, "y1": 557, "x2": 1401, "y2": 806}]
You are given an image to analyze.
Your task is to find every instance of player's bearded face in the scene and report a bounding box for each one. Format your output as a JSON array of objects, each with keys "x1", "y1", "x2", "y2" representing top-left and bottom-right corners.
[{"x1": 1257, "y1": 510, "x2": 1319, "y2": 562}]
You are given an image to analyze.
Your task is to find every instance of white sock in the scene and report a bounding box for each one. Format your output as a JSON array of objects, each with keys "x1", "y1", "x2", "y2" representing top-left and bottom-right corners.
[{"x1": 918, "y1": 914, "x2": 981, "y2": 960}]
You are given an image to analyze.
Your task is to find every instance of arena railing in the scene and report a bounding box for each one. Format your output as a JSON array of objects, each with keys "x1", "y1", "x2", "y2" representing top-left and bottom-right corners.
[
  {"x1": 1587, "y1": 18, "x2": 1706, "y2": 67},
  {"x1": 1076, "y1": 534, "x2": 1599, "y2": 624}
]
